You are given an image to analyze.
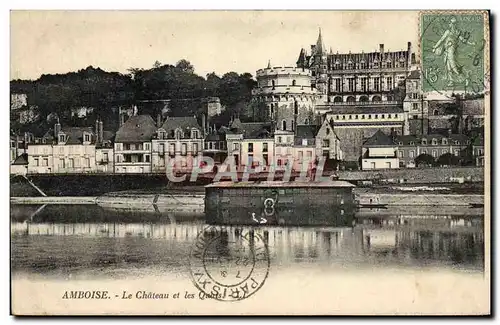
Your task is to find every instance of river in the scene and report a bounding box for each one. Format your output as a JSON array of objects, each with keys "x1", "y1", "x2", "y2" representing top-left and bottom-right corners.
[{"x1": 10, "y1": 204, "x2": 487, "y2": 315}]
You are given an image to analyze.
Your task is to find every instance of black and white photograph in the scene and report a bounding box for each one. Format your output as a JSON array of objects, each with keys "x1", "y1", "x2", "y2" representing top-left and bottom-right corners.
[{"x1": 8, "y1": 10, "x2": 490, "y2": 315}]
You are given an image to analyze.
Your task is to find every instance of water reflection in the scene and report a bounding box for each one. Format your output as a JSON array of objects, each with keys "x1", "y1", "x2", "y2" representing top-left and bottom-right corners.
[{"x1": 11, "y1": 204, "x2": 484, "y2": 278}]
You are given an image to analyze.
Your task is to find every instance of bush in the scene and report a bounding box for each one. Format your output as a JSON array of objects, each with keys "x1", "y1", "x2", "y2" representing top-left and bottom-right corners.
[
  {"x1": 414, "y1": 153, "x2": 435, "y2": 167},
  {"x1": 437, "y1": 153, "x2": 461, "y2": 166}
]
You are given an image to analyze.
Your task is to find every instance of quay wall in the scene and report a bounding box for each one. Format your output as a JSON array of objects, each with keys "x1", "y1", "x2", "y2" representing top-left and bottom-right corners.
[{"x1": 338, "y1": 167, "x2": 484, "y2": 183}]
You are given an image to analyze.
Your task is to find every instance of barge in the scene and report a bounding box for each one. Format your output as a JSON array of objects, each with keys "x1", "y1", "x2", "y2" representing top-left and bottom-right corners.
[{"x1": 205, "y1": 181, "x2": 357, "y2": 226}]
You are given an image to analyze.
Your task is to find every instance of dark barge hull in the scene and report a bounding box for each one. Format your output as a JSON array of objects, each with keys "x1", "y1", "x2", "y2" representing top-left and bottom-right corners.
[{"x1": 205, "y1": 181, "x2": 357, "y2": 227}]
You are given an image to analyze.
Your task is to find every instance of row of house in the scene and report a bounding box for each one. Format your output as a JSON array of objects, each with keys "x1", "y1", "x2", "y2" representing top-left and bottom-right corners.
[
  {"x1": 361, "y1": 130, "x2": 485, "y2": 170},
  {"x1": 11, "y1": 113, "x2": 343, "y2": 175}
]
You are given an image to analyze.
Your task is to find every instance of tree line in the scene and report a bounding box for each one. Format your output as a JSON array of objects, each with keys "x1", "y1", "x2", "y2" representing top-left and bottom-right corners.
[{"x1": 10, "y1": 59, "x2": 257, "y2": 131}]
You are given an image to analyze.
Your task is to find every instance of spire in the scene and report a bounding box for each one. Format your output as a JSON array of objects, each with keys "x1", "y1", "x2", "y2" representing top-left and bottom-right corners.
[
  {"x1": 267, "y1": 59, "x2": 271, "y2": 69},
  {"x1": 316, "y1": 27, "x2": 324, "y2": 55}
]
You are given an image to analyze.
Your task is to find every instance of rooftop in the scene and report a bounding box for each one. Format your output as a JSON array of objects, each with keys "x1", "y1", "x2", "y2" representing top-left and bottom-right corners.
[
  {"x1": 205, "y1": 180, "x2": 356, "y2": 188},
  {"x1": 115, "y1": 115, "x2": 157, "y2": 143}
]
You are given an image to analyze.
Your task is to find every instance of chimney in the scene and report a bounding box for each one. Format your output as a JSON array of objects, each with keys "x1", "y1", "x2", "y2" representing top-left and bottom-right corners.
[
  {"x1": 54, "y1": 119, "x2": 61, "y2": 138},
  {"x1": 157, "y1": 113, "x2": 162, "y2": 127},
  {"x1": 379, "y1": 44, "x2": 384, "y2": 56},
  {"x1": 98, "y1": 120, "x2": 103, "y2": 144},
  {"x1": 407, "y1": 42, "x2": 412, "y2": 68},
  {"x1": 201, "y1": 113, "x2": 207, "y2": 135},
  {"x1": 119, "y1": 112, "x2": 125, "y2": 127},
  {"x1": 448, "y1": 128, "x2": 452, "y2": 136},
  {"x1": 95, "y1": 118, "x2": 100, "y2": 142}
]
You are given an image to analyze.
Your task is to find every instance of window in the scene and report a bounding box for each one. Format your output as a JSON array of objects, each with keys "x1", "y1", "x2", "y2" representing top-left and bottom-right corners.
[
  {"x1": 233, "y1": 143, "x2": 239, "y2": 151},
  {"x1": 442, "y1": 138, "x2": 448, "y2": 145},
  {"x1": 159, "y1": 143, "x2": 165, "y2": 153},
  {"x1": 192, "y1": 130, "x2": 199, "y2": 139},
  {"x1": 335, "y1": 79, "x2": 341, "y2": 92},
  {"x1": 292, "y1": 80, "x2": 296, "y2": 86},
  {"x1": 58, "y1": 159, "x2": 65, "y2": 168},
  {"x1": 342, "y1": 115, "x2": 346, "y2": 120},
  {"x1": 116, "y1": 143, "x2": 122, "y2": 151},
  {"x1": 322, "y1": 139, "x2": 330, "y2": 147},
  {"x1": 175, "y1": 130, "x2": 182, "y2": 139},
  {"x1": 302, "y1": 139, "x2": 308, "y2": 146},
  {"x1": 349, "y1": 115, "x2": 352, "y2": 120},
  {"x1": 158, "y1": 131, "x2": 166, "y2": 140},
  {"x1": 347, "y1": 62, "x2": 353, "y2": 70},
  {"x1": 442, "y1": 149, "x2": 448, "y2": 154},
  {"x1": 58, "y1": 135, "x2": 65, "y2": 143},
  {"x1": 145, "y1": 143, "x2": 150, "y2": 150},
  {"x1": 409, "y1": 151, "x2": 415, "y2": 158},
  {"x1": 278, "y1": 136, "x2": 282, "y2": 144},
  {"x1": 34, "y1": 158, "x2": 39, "y2": 166},
  {"x1": 286, "y1": 148, "x2": 292, "y2": 155},
  {"x1": 368, "y1": 115, "x2": 372, "y2": 119},
  {"x1": 103, "y1": 152, "x2": 108, "y2": 162},
  {"x1": 386, "y1": 61, "x2": 392, "y2": 69},
  {"x1": 263, "y1": 143, "x2": 268, "y2": 152},
  {"x1": 360, "y1": 62, "x2": 366, "y2": 69},
  {"x1": 42, "y1": 158, "x2": 48, "y2": 167},
  {"x1": 422, "y1": 139, "x2": 427, "y2": 145},
  {"x1": 263, "y1": 154, "x2": 268, "y2": 165},
  {"x1": 421, "y1": 150, "x2": 427, "y2": 154},
  {"x1": 432, "y1": 150, "x2": 437, "y2": 158},
  {"x1": 409, "y1": 141, "x2": 415, "y2": 145},
  {"x1": 248, "y1": 143, "x2": 254, "y2": 153},
  {"x1": 298, "y1": 151, "x2": 303, "y2": 160},
  {"x1": 432, "y1": 139, "x2": 437, "y2": 145},
  {"x1": 348, "y1": 78, "x2": 355, "y2": 92},
  {"x1": 282, "y1": 120, "x2": 287, "y2": 130},
  {"x1": 382, "y1": 114, "x2": 385, "y2": 119},
  {"x1": 85, "y1": 158, "x2": 90, "y2": 168},
  {"x1": 454, "y1": 149, "x2": 460, "y2": 156},
  {"x1": 84, "y1": 134, "x2": 90, "y2": 142},
  {"x1": 193, "y1": 143, "x2": 199, "y2": 154},
  {"x1": 294, "y1": 101, "x2": 298, "y2": 115},
  {"x1": 307, "y1": 151, "x2": 312, "y2": 158},
  {"x1": 169, "y1": 143, "x2": 176, "y2": 154},
  {"x1": 326, "y1": 128, "x2": 330, "y2": 135},
  {"x1": 398, "y1": 150, "x2": 404, "y2": 158},
  {"x1": 412, "y1": 103, "x2": 419, "y2": 111},
  {"x1": 272, "y1": 80, "x2": 275, "y2": 90},
  {"x1": 386, "y1": 77, "x2": 393, "y2": 89},
  {"x1": 455, "y1": 141, "x2": 460, "y2": 145},
  {"x1": 68, "y1": 158, "x2": 74, "y2": 168},
  {"x1": 181, "y1": 143, "x2": 187, "y2": 155},
  {"x1": 145, "y1": 154, "x2": 150, "y2": 163},
  {"x1": 291, "y1": 120, "x2": 294, "y2": 131},
  {"x1": 413, "y1": 115, "x2": 418, "y2": 119},
  {"x1": 277, "y1": 159, "x2": 282, "y2": 166},
  {"x1": 362, "y1": 115, "x2": 365, "y2": 119},
  {"x1": 374, "y1": 77, "x2": 380, "y2": 92},
  {"x1": 361, "y1": 78, "x2": 367, "y2": 92}
]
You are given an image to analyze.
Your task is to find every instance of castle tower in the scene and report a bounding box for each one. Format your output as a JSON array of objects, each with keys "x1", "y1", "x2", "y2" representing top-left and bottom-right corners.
[{"x1": 252, "y1": 65, "x2": 319, "y2": 131}]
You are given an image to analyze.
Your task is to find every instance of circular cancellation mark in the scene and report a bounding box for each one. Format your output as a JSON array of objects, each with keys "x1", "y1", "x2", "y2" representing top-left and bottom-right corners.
[{"x1": 189, "y1": 225, "x2": 270, "y2": 302}]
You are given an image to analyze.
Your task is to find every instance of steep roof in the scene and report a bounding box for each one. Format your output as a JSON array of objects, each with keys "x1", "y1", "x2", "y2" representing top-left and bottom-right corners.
[
  {"x1": 115, "y1": 115, "x2": 157, "y2": 143},
  {"x1": 228, "y1": 119, "x2": 272, "y2": 138},
  {"x1": 60, "y1": 126, "x2": 95, "y2": 145},
  {"x1": 407, "y1": 69, "x2": 421, "y2": 79},
  {"x1": 363, "y1": 130, "x2": 395, "y2": 147},
  {"x1": 394, "y1": 133, "x2": 469, "y2": 146},
  {"x1": 160, "y1": 116, "x2": 201, "y2": 137},
  {"x1": 12, "y1": 153, "x2": 28, "y2": 165},
  {"x1": 295, "y1": 124, "x2": 320, "y2": 139}
]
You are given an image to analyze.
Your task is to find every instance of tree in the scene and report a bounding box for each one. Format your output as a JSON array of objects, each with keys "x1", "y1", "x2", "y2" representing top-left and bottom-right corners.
[
  {"x1": 153, "y1": 61, "x2": 162, "y2": 69},
  {"x1": 437, "y1": 153, "x2": 460, "y2": 166},
  {"x1": 176, "y1": 59, "x2": 194, "y2": 74},
  {"x1": 415, "y1": 153, "x2": 435, "y2": 167}
]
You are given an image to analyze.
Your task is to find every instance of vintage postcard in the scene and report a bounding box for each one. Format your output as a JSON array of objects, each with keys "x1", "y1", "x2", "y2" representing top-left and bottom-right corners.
[{"x1": 9, "y1": 10, "x2": 490, "y2": 315}]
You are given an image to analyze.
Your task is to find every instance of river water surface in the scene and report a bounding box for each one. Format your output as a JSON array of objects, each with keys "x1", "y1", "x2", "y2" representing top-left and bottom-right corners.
[{"x1": 11, "y1": 204, "x2": 487, "y2": 315}]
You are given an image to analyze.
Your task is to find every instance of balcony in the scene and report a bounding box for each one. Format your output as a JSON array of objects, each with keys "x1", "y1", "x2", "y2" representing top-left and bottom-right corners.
[{"x1": 323, "y1": 100, "x2": 400, "y2": 106}]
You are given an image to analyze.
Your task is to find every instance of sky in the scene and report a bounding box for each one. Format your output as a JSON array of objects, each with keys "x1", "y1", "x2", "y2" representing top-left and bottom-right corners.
[{"x1": 10, "y1": 11, "x2": 420, "y2": 80}]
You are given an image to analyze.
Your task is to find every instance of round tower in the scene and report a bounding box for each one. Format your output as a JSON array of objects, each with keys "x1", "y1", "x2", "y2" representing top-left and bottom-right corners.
[{"x1": 252, "y1": 65, "x2": 319, "y2": 131}]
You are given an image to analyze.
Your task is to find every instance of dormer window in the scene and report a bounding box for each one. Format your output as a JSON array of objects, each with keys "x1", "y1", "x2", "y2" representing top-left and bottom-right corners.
[
  {"x1": 409, "y1": 141, "x2": 415, "y2": 145},
  {"x1": 84, "y1": 134, "x2": 91, "y2": 142},
  {"x1": 158, "y1": 130, "x2": 166, "y2": 140},
  {"x1": 422, "y1": 139, "x2": 427, "y2": 145},
  {"x1": 192, "y1": 129, "x2": 199, "y2": 139},
  {"x1": 455, "y1": 140, "x2": 460, "y2": 145},
  {"x1": 360, "y1": 60, "x2": 366, "y2": 69},
  {"x1": 386, "y1": 61, "x2": 392, "y2": 68},
  {"x1": 175, "y1": 129, "x2": 183, "y2": 139},
  {"x1": 431, "y1": 138, "x2": 437, "y2": 145},
  {"x1": 58, "y1": 134, "x2": 65, "y2": 143},
  {"x1": 398, "y1": 141, "x2": 403, "y2": 145},
  {"x1": 442, "y1": 138, "x2": 448, "y2": 145}
]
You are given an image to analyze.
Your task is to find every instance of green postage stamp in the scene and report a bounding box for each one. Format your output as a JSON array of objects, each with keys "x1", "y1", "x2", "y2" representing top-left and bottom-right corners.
[{"x1": 420, "y1": 11, "x2": 489, "y2": 94}]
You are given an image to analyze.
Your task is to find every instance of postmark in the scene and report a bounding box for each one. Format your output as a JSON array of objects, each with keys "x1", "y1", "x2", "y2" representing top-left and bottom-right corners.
[
  {"x1": 420, "y1": 11, "x2": 489, "y2": 96},
  {"x1": 189, "y1": 225, "x2": 270, "y2": 301}
]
